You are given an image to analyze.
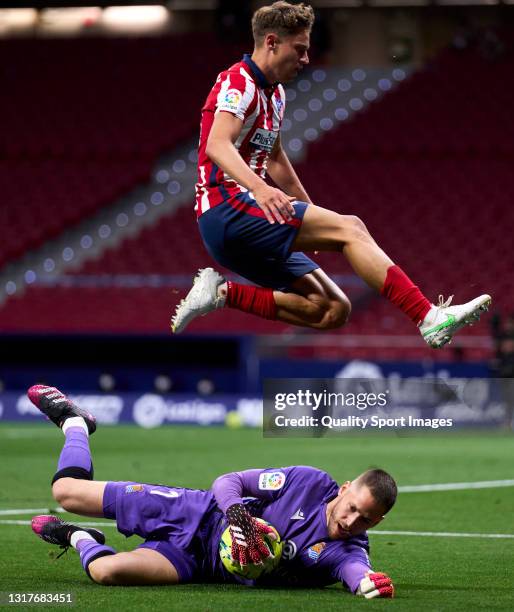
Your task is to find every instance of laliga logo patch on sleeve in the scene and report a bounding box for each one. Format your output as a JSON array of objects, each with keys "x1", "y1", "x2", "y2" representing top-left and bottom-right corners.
[
  {"x1": 219, "y1": 88, "x2": 243, "y2": 112},
  {"x1": 259, "y1": 471, "x2": 286, "y2": 490}
]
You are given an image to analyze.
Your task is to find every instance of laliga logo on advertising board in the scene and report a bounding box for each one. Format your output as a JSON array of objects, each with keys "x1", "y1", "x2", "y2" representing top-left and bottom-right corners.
[
  {"x1": 133, "y1": 394, "x2": 166, "y2": 428},
  {"x1": 133, "y1": 394, "x2": 227, "y2": 428}
]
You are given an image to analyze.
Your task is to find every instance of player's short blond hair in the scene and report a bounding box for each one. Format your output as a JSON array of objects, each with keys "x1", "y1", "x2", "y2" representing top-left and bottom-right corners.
[
  {"x1": 356, "y1": 469, "x2": 397, "y2": 513},
  {"x1": 252, "y1": 2, "x2": 314, "y2": 46}
]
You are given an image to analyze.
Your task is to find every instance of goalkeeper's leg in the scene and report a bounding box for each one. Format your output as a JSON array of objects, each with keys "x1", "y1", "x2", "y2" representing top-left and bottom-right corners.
[
  {"x1": 32, "y1": 513, "x2": 178, "y2": 585},
  {"x1": 52, "y1": 478, "x2": 106, "y2": 518},
  {"x1": 88, "y1": 548, "x2": 179, "y2": 585}
]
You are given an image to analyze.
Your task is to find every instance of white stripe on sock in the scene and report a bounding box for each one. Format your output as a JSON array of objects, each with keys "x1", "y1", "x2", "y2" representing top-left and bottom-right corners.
[
  {"x1": 62, "y1": 417, "x2": 89, "y2": 436},
  {"x1": 70, "y1": 530, "x2": 95, "y2": 549}
]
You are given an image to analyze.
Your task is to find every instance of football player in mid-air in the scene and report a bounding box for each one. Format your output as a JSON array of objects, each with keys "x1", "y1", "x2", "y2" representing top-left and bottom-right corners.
[
  {"x1": 171, "y1": 1, "x2": 490, "y2": 347},
  {"x1": 30, "y1": 385, "x2": 395, "y2": 598}
]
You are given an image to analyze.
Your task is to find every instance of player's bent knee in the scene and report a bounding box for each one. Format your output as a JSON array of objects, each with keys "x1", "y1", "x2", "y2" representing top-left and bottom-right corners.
[
  {"x1": 340, "y1": 215, "x2": 371, "y2": 243},
  {"x1": 345, "y1": 214, "x2": 368, "y2": 232},
  {"x1": 51, "y1": 478, "x2": 74, "y2": 507},
  {"x1": 88, "y1": 556, "x2": 128, "y2": 586},
  {"x1": 299, "y1": 296, "x2": 330, "y2": 324},
  {"x1": 52, "y1": 478, "x2": 93, "y2": 514},
  {"x1": 302, "y1": 294, "x2": 351, "y2": 329},
  {"x1": 321, "y1": 298, "x2": 351, "y2": 330},
  {"x1": 88, "y1": 562, "x2": 117, "y2": 586}
]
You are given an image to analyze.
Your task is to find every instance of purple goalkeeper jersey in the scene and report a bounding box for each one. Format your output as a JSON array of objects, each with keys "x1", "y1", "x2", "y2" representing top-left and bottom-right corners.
[
  {"x1": 208, "y1": 466, "x2": 371, "y2": 590},
  {"x1": 104, "y1": 466, "x2": 371, "y2": 591}
]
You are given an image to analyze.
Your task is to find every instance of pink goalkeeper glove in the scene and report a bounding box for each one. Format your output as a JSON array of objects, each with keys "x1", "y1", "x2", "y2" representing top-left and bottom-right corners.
[
  {"x1": 225, "y1": 504, "x2": 275, "y2": 566},
  {"x1": 357, "y1": 571, "x2": 395, "y2": 599}
]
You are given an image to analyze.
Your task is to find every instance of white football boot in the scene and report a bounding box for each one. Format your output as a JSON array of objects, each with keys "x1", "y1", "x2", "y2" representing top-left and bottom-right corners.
[
  {"x1": 419, "y1": 294, "x2": 492, "y2": 348},
  {"x1": 171, "y1": 268, "x2": 226, "y2": 334}
]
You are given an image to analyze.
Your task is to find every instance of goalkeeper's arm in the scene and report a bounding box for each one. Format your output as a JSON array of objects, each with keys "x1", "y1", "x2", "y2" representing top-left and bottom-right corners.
[
  {"x1": 211, "y1": 470, "x2": 278, "y2": 565},
  {"x1": 338, "y1": 544, "x2": 395, "y2": 599},
  {"x1": 211, "y1": 469, "x2": 281, "y2": 513}
]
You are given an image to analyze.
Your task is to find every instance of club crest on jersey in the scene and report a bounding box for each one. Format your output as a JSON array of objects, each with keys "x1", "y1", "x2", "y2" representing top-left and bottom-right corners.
[
  {"x1": 275, "y1": 97, "x2": 284, "y2": 113},
  {"x1": 307, "y1": 542, "x2": 326, "y2": 562},
  {"x1": 258, "y1": 471, "x2": 285, "y2": 490},
  {"x1": 125, "y1": 484, "x2": 144, "y2": 494},
  {"x1": 250, "y1": 128, "x2": 278, "y2": 153},
  {"x1": 221, "y1": 88, "x2": 242, "y2": 112}
]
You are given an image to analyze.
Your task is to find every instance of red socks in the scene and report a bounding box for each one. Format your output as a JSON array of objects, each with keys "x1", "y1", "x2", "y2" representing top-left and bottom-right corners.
[
  {"x1": 226, "y1": 282, "x2": 277, "y2": 320},
  {"x1": 381, "y1": 265, "x2": 431, "y2": 325},
  {"x1": 226, "y1": 267, "x2": 428, "y2": 326}
]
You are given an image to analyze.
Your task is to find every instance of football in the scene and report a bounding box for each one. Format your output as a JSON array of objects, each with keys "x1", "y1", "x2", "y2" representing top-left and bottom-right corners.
[{"x1": 219, "y1": 518, "x2": 283, "y2": 580}]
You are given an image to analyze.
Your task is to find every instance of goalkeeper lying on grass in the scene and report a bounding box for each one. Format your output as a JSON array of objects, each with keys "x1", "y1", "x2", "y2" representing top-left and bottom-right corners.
[{"x1": 29, "y1": 385, "x2": 395, "y2": 599}]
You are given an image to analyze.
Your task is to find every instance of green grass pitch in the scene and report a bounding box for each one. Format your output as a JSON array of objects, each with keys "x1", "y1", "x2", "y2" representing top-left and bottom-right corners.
[{"x1": 0, "y1": 424, "x2": 513, "y2": 611}]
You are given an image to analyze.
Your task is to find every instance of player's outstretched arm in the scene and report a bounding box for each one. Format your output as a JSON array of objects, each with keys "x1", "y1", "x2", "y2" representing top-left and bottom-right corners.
[
  {"x1": 267, "y1": 135, "x2": 312, "y2": 204},
  {"x1": 336, "y1": 544, "x2": 394, "y2": 599},
  {"x1": 357, "y1": 571, "x2": 395, "y2": 599},
  {"x1": 206, "y1": 112, "x2": 295, "y2": 224}
]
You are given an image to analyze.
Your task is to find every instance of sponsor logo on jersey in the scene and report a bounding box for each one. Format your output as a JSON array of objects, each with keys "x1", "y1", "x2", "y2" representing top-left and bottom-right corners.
[
  {"x1": 250, "y1": 128, "x2": 278, "y2": 152},
  {"x1": 307, "y1": 542, "x2": 326, "y2": 562},
  {"x1": 149, "y1": 489, "x2": 180, "y2": 499},
  {"x1": 282, "y1": 540, "x2": 298, "y2": 560},
  {"x1": 258, "y1": 470, "x2": 285, "y2": 490},
  {"x1": 125, "y1": 484, "x2": 144, "y2": 494}
]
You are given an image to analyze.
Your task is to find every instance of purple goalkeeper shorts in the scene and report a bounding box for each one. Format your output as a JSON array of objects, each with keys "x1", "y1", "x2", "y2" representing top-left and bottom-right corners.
[{"x1": 103, "y1": 481, "x2": 221, "y2": 582}]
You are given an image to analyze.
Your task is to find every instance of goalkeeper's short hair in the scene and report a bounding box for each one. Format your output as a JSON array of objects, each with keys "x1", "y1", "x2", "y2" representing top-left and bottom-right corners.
[{"x1": 356, "y1": 469, "x2": 397, "y2": 514}]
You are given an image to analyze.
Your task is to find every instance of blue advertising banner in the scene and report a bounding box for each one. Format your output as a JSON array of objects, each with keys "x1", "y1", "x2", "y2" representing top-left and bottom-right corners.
[
  {"x1": 0, "y1": 392, "x2": 263, "y2": 428},
  {"x1": 0, "y1": 381, "x2": 508, "y2": 430}
]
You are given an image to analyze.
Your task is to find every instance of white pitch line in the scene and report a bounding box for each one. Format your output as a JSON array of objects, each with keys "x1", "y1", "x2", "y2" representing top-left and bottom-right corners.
[
  {"x1": 3, "y1": 520, "x2": 513, "y2": 539},
  {"x1": 373, "y1": 530, "x2": 514, "y2": 539},
  {"x1": 398, "y1": 479, "x2": 514, "y2": 493},
  {"x1": 0, "y1": 507, "x2": 65, "y2": 516}
]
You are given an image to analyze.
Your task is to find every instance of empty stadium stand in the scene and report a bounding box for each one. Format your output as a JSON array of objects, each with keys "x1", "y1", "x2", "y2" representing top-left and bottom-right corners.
[{"x1": 0, "y1": 35, "x2": 241, "y2": 267}]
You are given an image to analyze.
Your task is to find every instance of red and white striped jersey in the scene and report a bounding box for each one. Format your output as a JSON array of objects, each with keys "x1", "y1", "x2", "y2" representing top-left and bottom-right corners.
[{"x1": 195, "y1": 54, "x2": 286, "y2": 217}]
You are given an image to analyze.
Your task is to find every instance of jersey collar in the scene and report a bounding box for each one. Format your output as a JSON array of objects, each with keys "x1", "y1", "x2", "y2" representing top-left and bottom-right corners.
[{"x1": 242, "y1": 53, "x2": 276, "y2": 91}]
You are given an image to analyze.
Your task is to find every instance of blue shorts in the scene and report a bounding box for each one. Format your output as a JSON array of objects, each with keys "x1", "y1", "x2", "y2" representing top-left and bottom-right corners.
[
  {"x1": 198, "y1": 193, "x2": 318, "y2": 290},
  {"x1": 103, "y1": 481, "x2": 220, "y2": 583}
]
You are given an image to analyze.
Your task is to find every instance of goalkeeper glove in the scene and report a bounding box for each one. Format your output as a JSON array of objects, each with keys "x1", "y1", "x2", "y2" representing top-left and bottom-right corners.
[
  {"x1": 357, "y1": 571, "x2": 395, "y2": 599},
  {"x1": 225, "y1": 504, "x2": 275, "y2": 566}
]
